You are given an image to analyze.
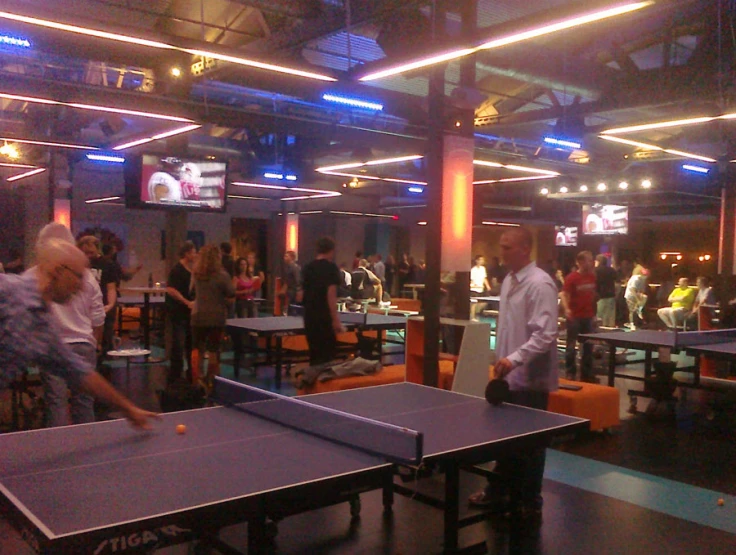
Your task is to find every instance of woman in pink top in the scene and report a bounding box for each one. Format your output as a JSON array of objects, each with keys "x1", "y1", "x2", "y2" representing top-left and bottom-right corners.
[{"x1": 233, "y1": 257, "x2": 258, "y2": 318}]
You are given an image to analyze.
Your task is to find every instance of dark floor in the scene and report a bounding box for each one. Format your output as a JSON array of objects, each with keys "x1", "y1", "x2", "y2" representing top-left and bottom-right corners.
[{"x1": 2, "y1": 326, "x2": 735, "y2": 554}]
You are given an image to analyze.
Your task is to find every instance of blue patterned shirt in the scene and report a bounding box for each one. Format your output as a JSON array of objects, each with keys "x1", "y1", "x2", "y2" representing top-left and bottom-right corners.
[{"x1": 0, "y1": 272, "x2": 92, "y2": 390}]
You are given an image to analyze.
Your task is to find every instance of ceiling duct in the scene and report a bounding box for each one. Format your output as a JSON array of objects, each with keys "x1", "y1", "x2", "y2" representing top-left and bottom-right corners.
[{"x1": 375, "y1": 8, "x2": 430, "y2": 58}]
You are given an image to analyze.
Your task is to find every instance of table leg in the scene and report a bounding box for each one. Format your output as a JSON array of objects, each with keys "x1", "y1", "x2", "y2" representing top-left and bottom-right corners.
[
  {"x1": 275, "y1": 336, "x2": 283, "y2": 389},
  {"x1": 443, "y1": 463, "x2": 460, "y2": 552},
  {"x1": 645, "y1": 349, "x2": 653, "y2": 380},
  {"x1": 608, "y1": 342, "x2": 616, "y2": 386},
  {"x1": 142, "y1": 293, "x2": 151, "y2": 350}
]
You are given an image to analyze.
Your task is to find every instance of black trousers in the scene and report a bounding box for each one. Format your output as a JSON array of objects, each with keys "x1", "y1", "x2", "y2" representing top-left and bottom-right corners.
[
  {"x1": 169, "y1": 316, "x2": 193, "y2": 383},
  {"x1": 305, "y1": 319, "x2": 337, "y2": 366}
]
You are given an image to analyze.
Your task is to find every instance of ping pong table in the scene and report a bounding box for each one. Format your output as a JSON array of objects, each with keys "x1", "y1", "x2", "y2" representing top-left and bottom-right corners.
[
  {"x1": 227, "y1": 312, "x2": 408, "y2": 388},
  {"x1": 580, "y1": 328, "x2": 736, "y2": 387},
  {"x1": 0, "y1": 379, "x2": 586, "y2": 554}
]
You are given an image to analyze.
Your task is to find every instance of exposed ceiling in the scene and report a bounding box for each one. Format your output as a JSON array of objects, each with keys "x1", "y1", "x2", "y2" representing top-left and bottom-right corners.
[{"x1": 0, "y1": 0, "x2": 733, "y2": 224}]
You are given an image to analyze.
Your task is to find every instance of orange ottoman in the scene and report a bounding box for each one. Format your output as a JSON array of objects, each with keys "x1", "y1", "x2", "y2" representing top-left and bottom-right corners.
[
  {"x1": 547, "y1": 379, "x2": 620, "y2": 432},
  {"x1": 297, "y1": 364, "x2": 406, "y2": 395}
]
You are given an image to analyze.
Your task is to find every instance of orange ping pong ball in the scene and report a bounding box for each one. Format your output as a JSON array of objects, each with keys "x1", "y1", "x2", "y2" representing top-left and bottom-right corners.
[
  {"x1": 718, "y1": 498, "x2": 725, "y2": 506},
  {"x1": 176, "y1": 424, "x2": 187, "y2": 434}
]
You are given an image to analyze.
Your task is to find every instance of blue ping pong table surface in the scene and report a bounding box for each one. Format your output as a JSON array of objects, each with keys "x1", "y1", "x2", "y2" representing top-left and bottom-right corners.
[{"x1": 0, "y1": 382, "x2": 584, "y2": 550}]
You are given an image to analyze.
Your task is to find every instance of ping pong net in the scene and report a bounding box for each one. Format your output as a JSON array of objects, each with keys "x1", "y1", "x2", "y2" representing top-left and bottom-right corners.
[
  {"x1": 674, "y1": 328, "x2": 736, "y2": 348},
  {"x1": 213, "y1": 377, "x2": 423, "y2": 464}
]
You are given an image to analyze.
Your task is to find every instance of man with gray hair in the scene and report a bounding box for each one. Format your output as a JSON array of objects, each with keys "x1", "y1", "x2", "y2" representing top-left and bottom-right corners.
[
  {"x1": 0, "y1": 237, "x2": 157, "y2": 429},
  {"x1": 34, "y1": 223, "x2": 106, "y2": 426}
]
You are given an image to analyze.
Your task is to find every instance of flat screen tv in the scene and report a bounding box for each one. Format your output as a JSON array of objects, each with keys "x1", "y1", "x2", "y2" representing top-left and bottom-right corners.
[
  {"x1": 555, "y1": 226, "x2": 578, "y2": 246},
  {"x1": 582, "y1": 204, "x2": 628, "y2": 235},
  {"x1": 125, "y1": 154, "x2": 228, "y2": 212}
]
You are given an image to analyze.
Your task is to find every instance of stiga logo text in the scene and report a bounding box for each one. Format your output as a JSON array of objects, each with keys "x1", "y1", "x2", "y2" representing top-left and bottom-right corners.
[{"x1": 93, "y1": 525, "x2": 190, "y2": 554}]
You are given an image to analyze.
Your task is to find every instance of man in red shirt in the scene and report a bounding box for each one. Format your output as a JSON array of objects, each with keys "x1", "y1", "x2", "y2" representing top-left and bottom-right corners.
[{"x1": 561, "y1": 251, "x2": 597, "y2": 381}]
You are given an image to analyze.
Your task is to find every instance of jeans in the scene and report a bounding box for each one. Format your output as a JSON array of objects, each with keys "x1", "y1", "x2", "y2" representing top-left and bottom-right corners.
[
  {"x1": 42, "y1": 342, "x2": 96, "y2": 427},
  {"x1": 597, "y1": 297, "x2": 616, "y2": 327},
  {"x1": 169, "y1": 316, "x2": 192, "y2": 384},
  {"x1": 565, "y1": 317, "x2": 595, "y2": 380},
  {"x1": 489, "y1": 390, "x2": 550, "y2": 507}
]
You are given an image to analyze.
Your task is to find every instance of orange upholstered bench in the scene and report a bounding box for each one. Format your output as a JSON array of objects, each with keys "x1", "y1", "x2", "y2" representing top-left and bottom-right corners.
[
  {"x1": 547, "y1": 378, "x2": 620, "y2": 432},
  {"x1": 296, "y1": 360, "x2": 455, "y2": 395}
]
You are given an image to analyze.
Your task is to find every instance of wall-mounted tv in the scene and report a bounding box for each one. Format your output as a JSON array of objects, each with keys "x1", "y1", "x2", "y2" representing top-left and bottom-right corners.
[
  {"x1": 582, "y1": 204, "x2": 628, "y2": 235},
  {"x1": 555, "y1": 226, "x2": 578, "y2": 246},
  {"x1": 125, "y1": 154, "x2": 228, "y2": 212}
]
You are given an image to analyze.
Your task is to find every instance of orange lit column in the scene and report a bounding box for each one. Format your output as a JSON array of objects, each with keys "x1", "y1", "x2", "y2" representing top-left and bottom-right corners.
[
  {"x1": 53, "y1": 197, "x2": 71, "y2": 228},
  {"x1": 718, "y1": 171, "x2": 736, "y2": 275},
  {"x1": 285, "y1": 213, "x2": 299, "y2": 254}
]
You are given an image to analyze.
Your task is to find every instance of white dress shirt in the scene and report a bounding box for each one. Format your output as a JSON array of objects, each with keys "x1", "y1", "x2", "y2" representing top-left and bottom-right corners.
[{"x1": 497, "y1": 261, "x2": 559, "y2": 392}]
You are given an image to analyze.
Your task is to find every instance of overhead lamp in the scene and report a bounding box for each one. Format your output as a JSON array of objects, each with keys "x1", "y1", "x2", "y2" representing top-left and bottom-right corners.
[
  {"x1": 0, "y1": 11, "x2": 336, "y2": 82},
  {"x1": 676, "y1": 254, "x2": 683, "y2": 261},
  {"x1": 417, "y1": 221, "x2": 428, "y2": 226},
  {"x1": 111, "y1": 124, "x2": 201, "y2": 151},
  {"x1": 618, "y1": 181, "x2": 629, "y2": 190},
  {"x1": 86, "y1": 153, "x2": 125, "y2": 163},
  {"x1": 704, "y1": 254, "x2": 712, "y2": 261},
  {"x1": 559, "y1": 186, "x2": 569, "y2": 193},
  {"x1": 322, "y1": 93, "x2": 383, "y2": 111},
  {"x1": 0, "y1": 33, "x2": 31, "y2": 48},
  {"x1": 661, "y1": 254, "x2": 667, "y2": 260},
  {"x1": 544, "y1": 136, "x2": 582, "y2": 149},
  {"x1": 170, "y1": 66, "x2": 182, "y2": 78},
  {"x1": 599, "y1": 134, "x2": 717, "y2": 163},
  {"x1": 6, "y1": 167, "x2": 46, "y2": 182},
  {"x1": 698, "y1": 256, "x2": 704, "y2": 262},
  {"x1": 264, "y1": 172, "x2": 284, "y2": 180},
  {"x1": 540, "y1": 188, "x2": 549, "y2": 195},
  {"x1": 641, "y1": 179, "x2": 652, "y2": 189},
  {"x1": 579, "y1": 185, "x2": 588, "y2": 192},
  {"x1": 682, "y1": 164, "x2": 709, "y2": 174},
  {"x1": 358, "y1": 1, "x2": 652, "y2": 80},
  {"x1": 0, "y1": 136, "x2": 97, "y2": 150},
  {"x1": 597, "y1": 182, "x2": 607, "y2": 191},
  {"x1": 408, "y1": 186, "x2": 424, "y2": 194},
  {"x1": 85, "y1": 195, "x2": 122, "y2": 204},
  {"x1": 0, "y1": 142, "x2": 20, "y2": 159}
]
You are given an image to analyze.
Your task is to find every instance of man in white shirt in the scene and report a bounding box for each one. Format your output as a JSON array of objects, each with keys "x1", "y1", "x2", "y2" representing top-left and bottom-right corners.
[
  {"x1": 470, "y1": 255, "x2": 491, "y2": 320},
  {"x1": 469, "y1": 227, "x2": 559, "y2": 521}
]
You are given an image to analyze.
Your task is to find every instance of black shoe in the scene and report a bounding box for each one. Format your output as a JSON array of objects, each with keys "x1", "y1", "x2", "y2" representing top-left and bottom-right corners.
[{"x1": 468, "y1": 490, "x2": 510, "y2": 513}]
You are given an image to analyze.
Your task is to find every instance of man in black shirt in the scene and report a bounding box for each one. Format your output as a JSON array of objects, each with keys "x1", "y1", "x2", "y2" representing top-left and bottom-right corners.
[
  {"x1": 595, "y1": 254, "x2": 618, "y2": 327},
  {"x1": 78, "y1": 236, "x2": 118, "y2": 358},
  {"x1": 302, "y1": 237, "x2": 344, "y2": 365},
  {"x1": 166, "y1": 241, "x2": 197, "y2": 383}
]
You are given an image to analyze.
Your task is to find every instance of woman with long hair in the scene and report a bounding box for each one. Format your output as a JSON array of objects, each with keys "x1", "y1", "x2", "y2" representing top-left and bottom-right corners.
[
  {"x1": 191, "y1": 244, "x2": 235, "y2": 391},
  {"x1": 233, "y1": 257, "x2": 257, "y2": 318}
]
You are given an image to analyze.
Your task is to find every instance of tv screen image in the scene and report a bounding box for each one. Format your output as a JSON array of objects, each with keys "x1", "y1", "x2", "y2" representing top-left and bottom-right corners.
[
  {"x1": 582, "y1": 204, "x2": 628, "y2": 235},
  {"x1": 138, "y1": 155, "x2": 227, "y2": 211},
  {"x1": 555, "y1": 226, "x2": 578, "y2": 246}
]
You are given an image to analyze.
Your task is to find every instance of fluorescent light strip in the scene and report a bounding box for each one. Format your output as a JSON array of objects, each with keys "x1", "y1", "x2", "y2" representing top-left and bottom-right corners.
[
  {"x1": 299, "y1": 210, "x2": 324, "y2": 215},
  {"x1": 602, "y1": 116, "x2": 720, "y2": 135},
  {"x1": 598, "y1": 135, "x2": 716, "y2": 163},
  {"x1": 184, "y1": 49, "x2": 336, "y2": 82},
  {"x1": 417, "y1": 221, "x2": 428, "y2": 226},
  {"x1": 0, "y1": 136, "x2": 96, "y2": 150},
  {"x1": 85, "y1": 196, "x2": 121, "y2": 204},
  {"x1": 316, "y1": 155, "x2": 423, "y2": 173},
  {"x1": 6, "y1": 167, "x2": 46, "y2": 182},
  {"x1": 111, "y1": 124, "x2": 201, "y2": 151},
  {"x1": 330, "y1": 210, "x2": 395, "y2": 219},
  {"x1": 86, "y1": 153, "x2": 125, "y2": 163},
  {"x1": 473, "y1": 175, "x2": 556, "y2": 185},
  {"x1": 359, "y1": 2, "x2": 651, "y2": 81},
  {"x1": 264, "y1": 172, "x2": 284, "y2": 179},
  {"x1": 232, "y1": 182, "x2": 342, "y2": 197},
  {"x1": 474, "y1": 159, "x2": 560, "y2": 176},
  {"x1": 682, "y1": 164, "x2": 710, "y2": 174},
  {"x1": 473, "y1": 160, "x2": 504, "y2": 168},
  {"x1": 478, "y1": 2, "x2": 652, "y2": 49},
  {"x1": 482, "y1": 221, "x2": 520, "y2": 227},
  {"x1": 544, "y1": 137, "x2": 582, "y2": 149},
  {"x1": 228, "y1": 195, "x2": 272, "y2": 201},
  {"x1": 282, "y1": 193, "x2": 341, "y2": 201},
  {"x1": 322, "y1": 171, "x2": 382, "y2": 180},
  {"x1": 0, "y1": 11, "x2": 335, "y2": 82},
  {"x1": 322, "y1": 94, "x2": 383, "y2": 111},
  {"x1": 0, "y1": 92, "x2": 193, "y2": 123},
  {"x1": 0, "y1": 162, "x2": 36, "y2": 169},
  {"x1": 0, "y1": 34, "x2": 30, "y2": 48}
]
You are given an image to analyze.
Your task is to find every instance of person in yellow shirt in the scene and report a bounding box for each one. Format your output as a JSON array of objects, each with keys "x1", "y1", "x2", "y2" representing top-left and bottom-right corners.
[{"x1": 657, "y1": 277, "x2": 696, "y2": 329}]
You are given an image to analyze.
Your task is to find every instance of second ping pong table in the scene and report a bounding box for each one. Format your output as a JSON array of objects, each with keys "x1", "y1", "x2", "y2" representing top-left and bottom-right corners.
[
  {"x1": 0, "y1": 379, "x2": 586, "y2": 554},
  {"x1": 227, "y1": 312, "x2": 408, "y2": 388}
]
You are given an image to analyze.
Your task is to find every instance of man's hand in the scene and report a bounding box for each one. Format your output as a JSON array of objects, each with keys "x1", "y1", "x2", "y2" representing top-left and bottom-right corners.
[
  {"x1": 333, "y1": 320, "x2": 345, "y2": 334},
  {"x1": 494, "y1": 357, "x2": 515, "y2": 379},
  {"x1": 123, "y1": 406, "x2": 161, "y2": 430}
]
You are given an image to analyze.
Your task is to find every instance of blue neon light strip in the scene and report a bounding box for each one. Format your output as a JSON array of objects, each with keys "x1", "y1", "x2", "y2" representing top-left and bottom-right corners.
[
  {"x1": 264, "y1": 172, "x2": 284, "y2": 179},
  {"x1": 86, "y1": 153, "x2": 125, "y2": 163},
  {"x1": 323, "y1": 93, "x2": 383, "y2": 111},
  {"x1": 407, "y1": 186, "x2": 424, "y2": 193},
  {"x1": 544, "y1": 136, "x2": 582, "y2": 149},
  {"x1": 682, "y1": 164, "x2": 709, "y2": 174},
  {"x1": 0, "y1": 34, "x2": 31, "y2": 48}
]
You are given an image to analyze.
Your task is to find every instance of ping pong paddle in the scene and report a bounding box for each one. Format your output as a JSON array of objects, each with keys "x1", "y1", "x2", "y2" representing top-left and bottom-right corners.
[{"x1": 485, "y1": 379, "x2": 510, "y2": 406}]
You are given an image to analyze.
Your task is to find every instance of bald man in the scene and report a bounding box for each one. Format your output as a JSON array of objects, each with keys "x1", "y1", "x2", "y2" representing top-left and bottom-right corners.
[{"x1": 0, "y1": 238, "x2": 156, "y2": 429}]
